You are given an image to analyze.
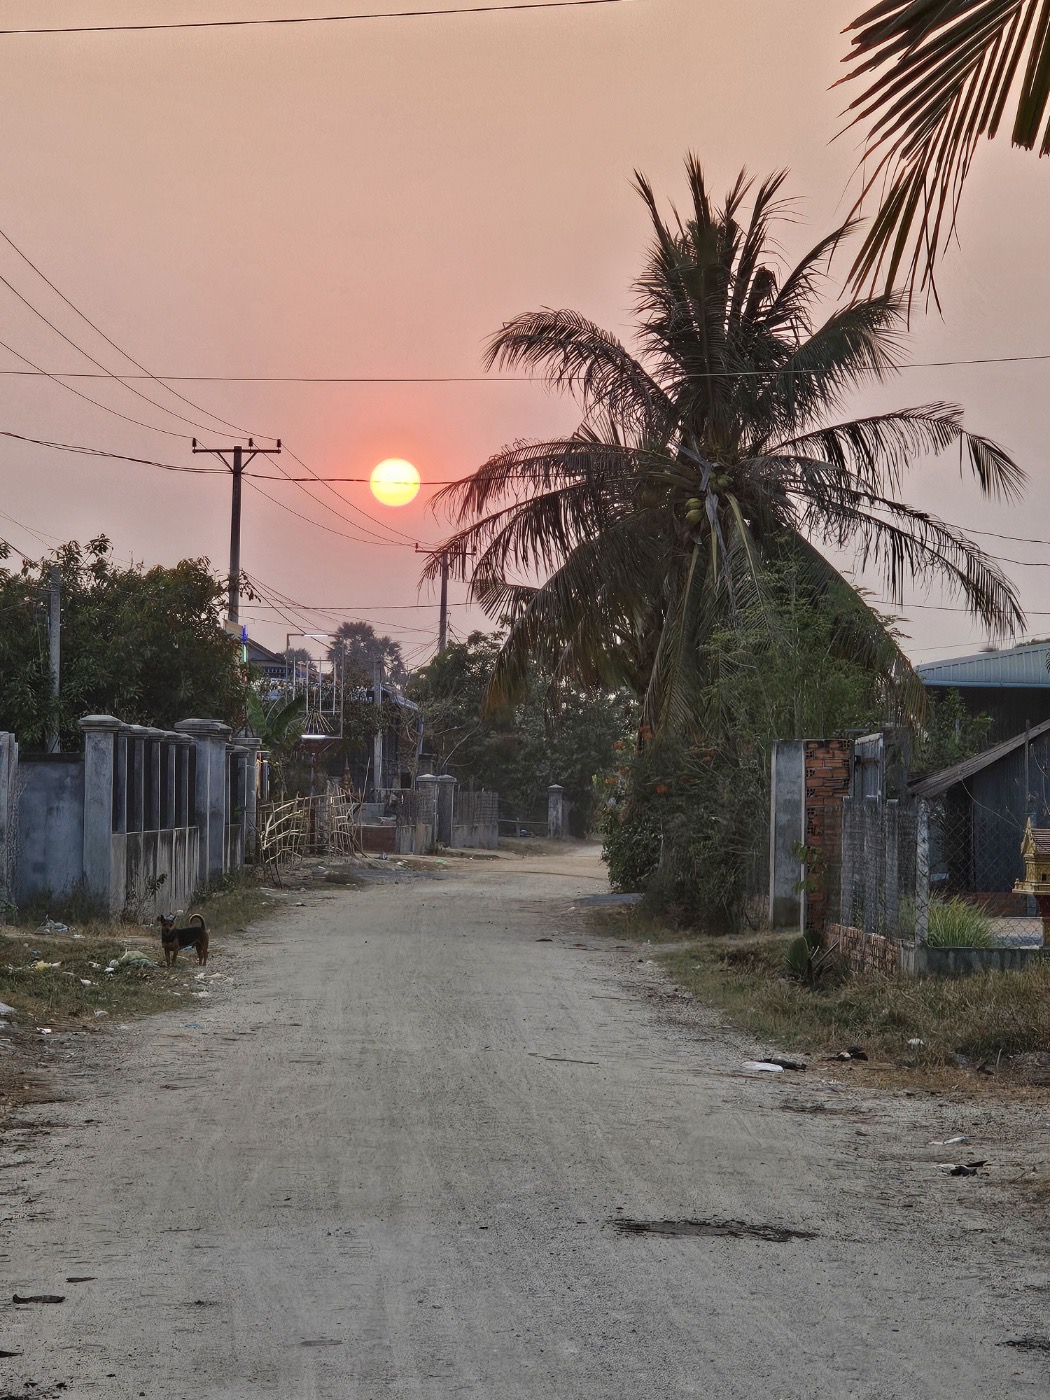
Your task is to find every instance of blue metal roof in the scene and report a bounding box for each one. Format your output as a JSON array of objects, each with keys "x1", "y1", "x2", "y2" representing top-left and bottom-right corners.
[{"x1": 916, "y1": 642, "x2": 1050, "y2": 689}]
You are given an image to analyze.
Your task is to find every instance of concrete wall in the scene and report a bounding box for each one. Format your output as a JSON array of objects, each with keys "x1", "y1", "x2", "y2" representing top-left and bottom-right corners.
[
  {"x1": 124, "y1": 826, "x2": 200, "y2": 917},
  {"x1": 14, "y1": 755, "x2": 85, "y2": 906},
  {"x1": 769, "y1": 742, "x2": 805, "y2": 930}
]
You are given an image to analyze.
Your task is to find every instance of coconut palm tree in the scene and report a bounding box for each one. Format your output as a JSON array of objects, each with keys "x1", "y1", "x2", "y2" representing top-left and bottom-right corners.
[
  {"x1": 425, "y1": 158, "x2": 1024, "y2": 734},
  {"x1": 842, "y1": 1, "x2": 1050, "y2": 302}
]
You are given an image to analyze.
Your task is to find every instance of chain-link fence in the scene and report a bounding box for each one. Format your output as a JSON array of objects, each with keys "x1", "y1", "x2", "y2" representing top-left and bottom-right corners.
[
  {"x1": 817, "y1": 796, "x2": 1043, "y2": 951},
  {"x1": 836, "y1": 798, "x2": 919, "y2": 941},
  {"x1": 928, "y1": 798, "x2": 1044, "y2": 947}
]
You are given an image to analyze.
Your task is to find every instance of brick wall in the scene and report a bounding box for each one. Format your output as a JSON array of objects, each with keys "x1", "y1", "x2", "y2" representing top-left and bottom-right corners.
[
  {"x1": 828, "y1": 922, "x2": 901, "y2": 976},
  {"x1": 803, "y1": 740, "x2": 851, "y2": 931}
]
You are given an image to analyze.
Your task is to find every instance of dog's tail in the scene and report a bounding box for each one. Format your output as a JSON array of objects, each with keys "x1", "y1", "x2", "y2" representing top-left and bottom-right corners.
[{"x1": 189, "y1": 914, "x2": 206, "y2": 931}]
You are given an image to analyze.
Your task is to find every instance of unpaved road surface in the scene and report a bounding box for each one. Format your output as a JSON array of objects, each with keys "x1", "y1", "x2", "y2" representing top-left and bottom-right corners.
[{"x1": 2, "y1": 846, "x2": 1048, "y2": 1397}]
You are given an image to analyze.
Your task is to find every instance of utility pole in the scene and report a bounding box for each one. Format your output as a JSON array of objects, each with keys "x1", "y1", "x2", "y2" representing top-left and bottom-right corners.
[
  {"x1": 192, "y1": 437, "x2": 282, "y2": 625},
  {"x1": 47, "y1": 565, "x2": 60, "y2": 753},
  {"x1": 417, "y1": 544, "x2": 470, "y2": 654},
  {"x1": 437, "y1": 551, "x2": 449, "y2": 654}
]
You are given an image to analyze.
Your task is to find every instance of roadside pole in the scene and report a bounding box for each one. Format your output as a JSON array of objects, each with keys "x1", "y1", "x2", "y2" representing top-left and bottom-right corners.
[
  {"x1": 192, "y1": 437, "x2": 282, "y2": 625},
  {"x1": 47, "y1": 565, "x2": 60, "y2": 753}
]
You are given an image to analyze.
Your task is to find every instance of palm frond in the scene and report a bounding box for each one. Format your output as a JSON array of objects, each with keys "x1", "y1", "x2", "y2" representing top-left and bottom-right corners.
[
  {"x1": 842, "y1": 1, "x2": 1049, "y2": 301},
  {"x1": 773, "y1": 403, "x2": 1027, "y2": 500},
  {"x1": 483, "y1": 309, "x2": 674, "y2": 439}
]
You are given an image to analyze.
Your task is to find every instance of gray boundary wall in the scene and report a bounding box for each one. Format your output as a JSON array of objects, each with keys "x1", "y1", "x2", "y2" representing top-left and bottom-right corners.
[
  {"x1": 0, "y1": 716, "x2": 259, "y2": 918},
  {"x1": 769, "y1": 741, "x2": 805, "y2": 930}
]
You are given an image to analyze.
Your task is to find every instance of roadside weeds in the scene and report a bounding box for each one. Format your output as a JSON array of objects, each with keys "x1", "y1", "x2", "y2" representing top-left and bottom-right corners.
[
  {"x1": 589, "y1": 906, "x2": 1050, "y2": 1091},
  {"x1": 0, "y1": 876, "x2": 275, "y2": 1121}
]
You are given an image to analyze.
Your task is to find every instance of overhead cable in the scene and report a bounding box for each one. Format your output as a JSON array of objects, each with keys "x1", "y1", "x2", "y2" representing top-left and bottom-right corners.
[{"x1": 0, "y1": 0, "x2": 631, "y2": 38}]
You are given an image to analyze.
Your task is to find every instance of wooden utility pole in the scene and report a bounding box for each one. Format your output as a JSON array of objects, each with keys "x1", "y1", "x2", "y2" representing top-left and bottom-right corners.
[{"x1": 191, "y1": 437, "x2": 282, "y2": 624}]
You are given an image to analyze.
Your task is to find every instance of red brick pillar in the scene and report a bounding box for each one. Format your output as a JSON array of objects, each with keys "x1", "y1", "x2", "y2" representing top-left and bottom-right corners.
[{"x1": 803, "y1": 740, "x2": 852, "y2": 932}]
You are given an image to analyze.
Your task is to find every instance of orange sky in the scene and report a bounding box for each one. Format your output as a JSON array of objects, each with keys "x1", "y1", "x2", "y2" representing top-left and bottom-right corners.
[{"x1": 2, "y1": 0, "x2": 1050, "y2": 669}]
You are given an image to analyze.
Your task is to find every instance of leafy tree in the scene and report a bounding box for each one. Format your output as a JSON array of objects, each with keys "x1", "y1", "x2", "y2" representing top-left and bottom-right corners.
[
  {"x1": 842, "y1": 2, "x2": 1050, "y2": 303},
  {"x1": 244, "y1": 690, "x2": 305, "y2": 798},
  {"x1": 328, "y1": 621, "x2": 406, "y2": 687},
  {"x1": 0, "y1": 537, "x2": 246, "y2": 749},
  {"x1": 427, "y1": 157, "x2": 1023, "y2": 742},
  {"x1": 410, "y1": 631, "x2": 632, "y2": 834},
  {"x1": 599, "y1": 553, "x2": 896, "y2": 926},
  {"x1": 910, "y1": 687, "x2": 994, "y2": 781}
]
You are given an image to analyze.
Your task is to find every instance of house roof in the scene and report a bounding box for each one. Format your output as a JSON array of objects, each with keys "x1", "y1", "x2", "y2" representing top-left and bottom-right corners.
[
  {"x1": 916, "y1": 641, "x2": 1050, "y2": 689},
  {"x1": 909, "y1": 714, "x2": 1050, "y2": 799}
]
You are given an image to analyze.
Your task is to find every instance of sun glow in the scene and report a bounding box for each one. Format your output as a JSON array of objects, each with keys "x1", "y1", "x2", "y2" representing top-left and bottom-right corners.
[{"x1": 369, "y1": 457, "x2": 420, "y2": 507}]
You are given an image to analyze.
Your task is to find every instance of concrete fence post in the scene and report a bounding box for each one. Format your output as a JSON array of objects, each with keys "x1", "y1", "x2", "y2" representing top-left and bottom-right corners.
[
  {"x1": 547, "y1": 784, "x2": 565, "y2": 840},
  {"x1": 915, "y1": 798, "x2": 930, "y2": 948},
  {"x1": 175, "y1": 719, "x2": 231, "y2": 884},
  {"x1": 235, "y1": 737, "x2": 263, "y2": 860},
  {"x1": 435, "y1": 774, "x2": 456, "y2": 847},
  {"x1": 79, "y1": 714, "x2": 122, "y2": 910},
  {"x1": 416, "y1": 773, "x2": 438, "y2": 850},
  {"x1": 0, "y1": 731, "x2": 18, "y2": 915}
]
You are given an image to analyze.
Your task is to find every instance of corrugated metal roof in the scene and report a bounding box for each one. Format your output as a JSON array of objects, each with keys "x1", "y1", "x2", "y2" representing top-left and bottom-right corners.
[
  {"x1": 909, "y1": 714, "x2": 1050, "y2": 798},
  {"x1": 916, "y1": 642, "x2": 1050, "y2": 688}
]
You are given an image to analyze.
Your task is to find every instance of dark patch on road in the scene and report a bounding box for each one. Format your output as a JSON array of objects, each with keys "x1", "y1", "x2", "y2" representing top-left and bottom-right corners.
[
  {"x1": 611, "y1": 1218, "x2": 817, "y2": 1243},
  {"x1": 1001, "y1": 1335, "x2": 1050, "y2": 1352}
]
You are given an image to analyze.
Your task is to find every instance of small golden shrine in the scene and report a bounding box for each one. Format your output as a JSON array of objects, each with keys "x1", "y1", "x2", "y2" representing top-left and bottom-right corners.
[{"x1": 1013, "y1": 819, "x2": 1050, "y2": 945}]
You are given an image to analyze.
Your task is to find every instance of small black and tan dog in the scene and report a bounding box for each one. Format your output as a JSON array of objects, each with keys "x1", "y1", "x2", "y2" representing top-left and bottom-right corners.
[{"x1": 157, "y1": 913, "x2": 209, "y2": 968}]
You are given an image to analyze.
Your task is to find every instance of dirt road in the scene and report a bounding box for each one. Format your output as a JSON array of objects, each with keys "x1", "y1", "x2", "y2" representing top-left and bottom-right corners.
[{"x1": 3, "y1": 847, "x2": 1047, "y2": 1397}]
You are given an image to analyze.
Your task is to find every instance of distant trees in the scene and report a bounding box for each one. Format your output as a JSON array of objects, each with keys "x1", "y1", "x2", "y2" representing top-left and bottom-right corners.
[
  {"x1": 0, "y1": 537, "x2": 246, "y2": 749},
  {"x1": 327, "y1": 621, "x2": 406, "y2": 687},
  {"x1": 409, "y1": 631, "x2": 632, "y2": 835}
]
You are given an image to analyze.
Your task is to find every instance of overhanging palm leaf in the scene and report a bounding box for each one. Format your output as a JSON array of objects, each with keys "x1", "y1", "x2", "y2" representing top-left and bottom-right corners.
[
  {"x1": 842, "y1": 2, "x2": 1050, "y2": 301},
  {"x1": 424, "y1": 156, "x2": 1025, "y2": 733}
]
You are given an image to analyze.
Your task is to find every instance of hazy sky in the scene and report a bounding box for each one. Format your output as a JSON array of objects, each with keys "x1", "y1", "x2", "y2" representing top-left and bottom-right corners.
[{"x1": 2, "y1": 0, "x2": 1050, "y2": 669}]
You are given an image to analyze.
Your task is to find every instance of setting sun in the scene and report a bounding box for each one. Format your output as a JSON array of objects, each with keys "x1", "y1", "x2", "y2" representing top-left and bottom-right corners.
[{"x1": 369, "y1": 458, "x2": 420, "y2": 507}]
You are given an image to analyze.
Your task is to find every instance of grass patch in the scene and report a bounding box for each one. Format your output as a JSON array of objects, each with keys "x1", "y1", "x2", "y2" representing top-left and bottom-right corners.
[
  {"x1": 587, "y1": 904, "x2": 702, "y2": 945},
  {"x1": 659, "y1": 935, "x2": 1050, "y2": 1068},
  {"x1": 0, "y1": 872, "x2": 273, "y2": 1030},
  {"x1": 927, "y1": 897, "x2": 997, "y2": 948}
]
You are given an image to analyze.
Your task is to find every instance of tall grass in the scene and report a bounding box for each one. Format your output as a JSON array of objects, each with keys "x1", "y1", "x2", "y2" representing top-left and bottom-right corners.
[
  {"x1": 659, "y1": 935, "x2": 1050, "y2": 1066},
  {"x1": 927, "y1": 897, "x2": 996, "y2": 948}
]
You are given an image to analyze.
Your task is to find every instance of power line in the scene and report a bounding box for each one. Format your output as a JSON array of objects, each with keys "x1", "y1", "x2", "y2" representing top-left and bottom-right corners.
[
  {"x1": 0, "y1": 333, "x2": 192, "y2": 439},
  {"x1": 0, "y1": 428, "x2": 227, "y2": 472},
  {"x1": 0, "y1": 224, "x2": 268, "y2": 441},
  {"x1": 0, "y1": 266, "x2": 245, "y2": 441},
  {"x1": 243, "y1": 476, "x2": 416, "y2": 548},
  {"x1": 0, "y1": 0, "x2": 630, "y2": 38},
  {"x1": 7, "y1": 350, "x2": 1050, "y2": 380}
]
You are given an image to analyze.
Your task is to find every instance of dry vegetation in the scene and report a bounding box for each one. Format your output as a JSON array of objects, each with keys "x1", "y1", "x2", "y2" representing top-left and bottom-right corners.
[
  {"x1": 0, "y1": 876, "x2": 274, "y2": 1117},
  {"x1": 590, "y1": 908, "x2": 1050, "y2": 1077}
]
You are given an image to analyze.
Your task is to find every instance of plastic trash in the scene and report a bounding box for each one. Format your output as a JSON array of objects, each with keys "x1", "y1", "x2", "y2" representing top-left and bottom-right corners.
[
  {"x1": 113, "y1": 949, "x2": 155, "y2": 969},
  {"x1": 929, "y1": 1134, "x2": 968, "y2": 1146},
  {"x1": 742, "y1": 1060, "x2": 785, "y2": 1074},
  {"x1": 907, "y1": 1038, "x2": 925, "y2": 1047},
  {"x1": 0, "y1": 1002, "x2": 16, "y2": 1018},
  {"x1": 79, "y1": 979, "x2": 93, "y2": 986},
  {"x1": 39, "y1": 917, "x2": 69, "y2": 934}
]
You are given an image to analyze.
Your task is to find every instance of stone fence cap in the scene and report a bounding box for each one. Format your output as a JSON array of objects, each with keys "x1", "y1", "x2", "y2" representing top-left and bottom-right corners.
[
  {"x1": 174, "y1": 718, "x2": 232, "y2": 737},
  {"x1": 78, "y1": 714, "x2": 122, "y2": 732}
]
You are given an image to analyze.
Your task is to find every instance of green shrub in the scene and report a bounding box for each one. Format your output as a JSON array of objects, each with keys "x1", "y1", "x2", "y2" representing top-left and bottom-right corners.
[{"x1": 927, "y1": 897, "x2": 996, "y2": 948}]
